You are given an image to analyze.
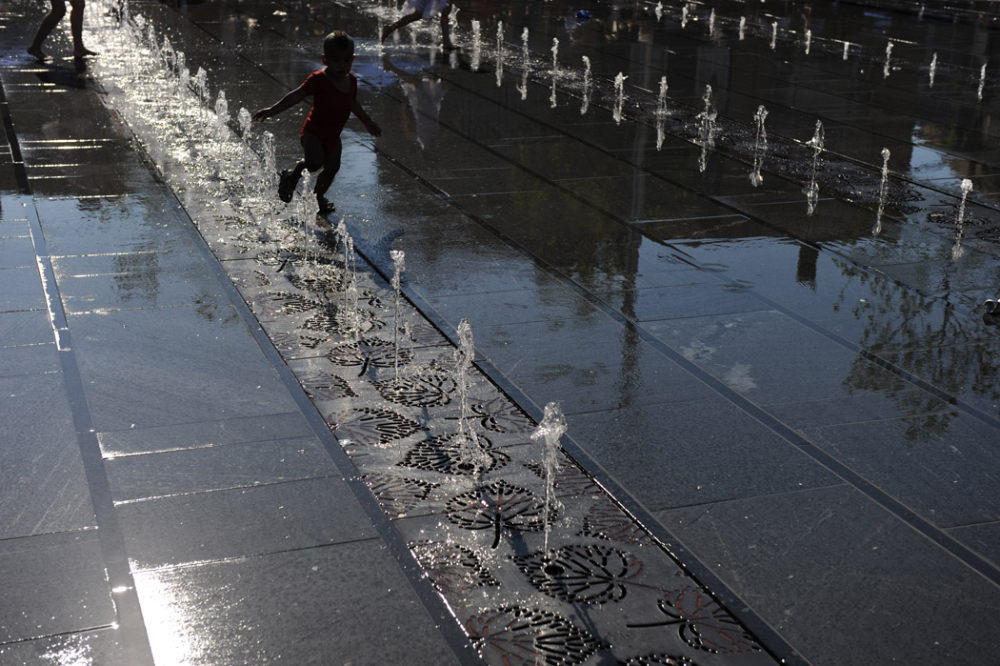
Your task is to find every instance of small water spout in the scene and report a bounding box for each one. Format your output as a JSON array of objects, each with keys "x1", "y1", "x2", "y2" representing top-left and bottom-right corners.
[
  {"x1": 708, "y1": 9, "x2": 715, "y2": 36},
  {"x1": 531, "y1": 402, "x2": 567, "y2": 553},
  {"x1": 681, "y1": 5, "x2": 689, "y2": 28},
  {"x1": 977, "y1": 63, "x2": 987, "y2": 101},
  {"x1": 952, "y1": 179, "x2": 973, "y2": 260},
  {"x1": 883, "y1": 41, "x2": 893, "y2": 79},
  {"x1": 929, "y1": 52, "x2": 937, "y2": 87},
  {"x1": 471, "y1": 19, "x2": 481, "y2": 71},
  {"x1": 656, "y1": 76, "x2": 668, "y2": 150},
  {"x1": 517, "y1": 27, "x2": 529, "y2": 100},
  {"x1": 843, "y1": 41, "x2": 850, "y2": 61},
  {"x1": 750, "y1": 105, "x2": 768, "y2": 187},
  {"x1": 655, "y1": 2, "x2": 663, "y2": 21},
  {"x1": 696, "y1": 84, "x2": 717, "y2": 173},
  {"x1": 804, "y1": 29, "x2": 811, "y2": 55},
  {"x1": 390, "y1": 249, "x2": 406, "y2": 378},
  {"x1": 495, "y1": 21, "x2": 504, "y2": 87},
  {"x1": 770, "y1": 20, "x2": 777, "y2": 50},
  {"x1": 805, "y1": 120, "x2": 823, "y2": 215},
  {"x1": 613, "y1": 72, "x2": 627, "y2": 125},
  {"x1": 874, "y1": 147, "x2": 891, "y2": 236},
  {"x1": 453, "y1": 319, "x2": 488, "y2": 476},
  {"x1": 739, "y1": 16, "x2": 746, "y2": 40},
  {"x1": 581, "y1": 56, "x2": 591, "y2": 115},
  {"x1": 550, "y1": 38, "x2": 559, "y2": 108}
]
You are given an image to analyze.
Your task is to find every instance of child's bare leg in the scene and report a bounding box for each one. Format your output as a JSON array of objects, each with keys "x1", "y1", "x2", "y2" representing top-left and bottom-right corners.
[
  {"x1": 69, "y1": 0, "x2": 97, "y2": 57},
  {"x1": 440, "y1": 5, "x2": 454, "y2": 50},
  {"x1": 314, "y1": 138, "x2": 342, "y2": 210},
  {"x1": 28, "y1": 0, "x2": 65, "y2": 61},
  {"x1": 381, "y1": 12, "x2": 421, "y2": 43}
]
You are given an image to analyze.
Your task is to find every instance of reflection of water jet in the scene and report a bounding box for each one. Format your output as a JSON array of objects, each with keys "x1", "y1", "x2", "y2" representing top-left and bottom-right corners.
[
  {"x1": 806, "y1": 120, "x2": 823, "y2": 215},
  {"x1": 952, "y1": 179, "x2": 973, "y2": 260}
]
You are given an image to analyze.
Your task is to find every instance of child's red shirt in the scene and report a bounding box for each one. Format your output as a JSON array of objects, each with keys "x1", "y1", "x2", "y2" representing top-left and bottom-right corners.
[{"x1": 300, "y1": 70, "x2": 357, "y2": 148}]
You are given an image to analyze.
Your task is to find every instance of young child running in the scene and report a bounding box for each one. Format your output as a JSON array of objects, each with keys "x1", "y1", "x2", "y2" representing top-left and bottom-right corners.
[
  {"x1": 381, "y1": 0, "x2": 455, "y2": 51},
  {"x1": 252, "y1": 31, "x2": 381, "y2": 215}
]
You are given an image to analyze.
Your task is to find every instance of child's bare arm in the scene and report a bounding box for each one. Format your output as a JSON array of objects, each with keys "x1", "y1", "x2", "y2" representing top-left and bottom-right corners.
[
  {"x1": 252, "y1": 87, "x2": 308, "y2": 121},
  {"x1": 352, "y1": 99, "x2": 382, "y2": 137}
]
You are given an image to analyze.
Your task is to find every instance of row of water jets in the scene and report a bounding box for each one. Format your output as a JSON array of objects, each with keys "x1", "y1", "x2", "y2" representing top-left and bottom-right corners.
[
  {"x1": 434, "y1": 17, "x2": 980, "y2": 242},
  {"x1": 92, "y1": 0, "x2": 569, "y2": 557}
]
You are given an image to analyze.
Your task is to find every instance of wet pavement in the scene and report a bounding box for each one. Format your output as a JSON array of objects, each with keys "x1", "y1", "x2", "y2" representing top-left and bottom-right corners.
[{"x1": 2, "y1": 0, "x2": 1000, "y2": 664}]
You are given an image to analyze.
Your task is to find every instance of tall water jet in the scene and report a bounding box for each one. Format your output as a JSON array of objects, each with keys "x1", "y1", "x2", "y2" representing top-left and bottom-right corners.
[
  {"x1": 517, "y1": 27, "x2": 529, "y2": 100},
  {"x1": 655, "y1": 2, "x2": 663, "y2": 21},
  {"x1": 750, "y1": 105, "x2": 768, "y2": 187},
  {"x1": 390, "y1": 249, "x2": 406, "y2": 378},
  {"x1": 193, "y1": 66, "x2": 208, "y2": 115},
  {"x1": 929, "y1": 52, "x2": 938, "y2": 87},
  {"x1": 335, "y1": 220, "x2": 361, "y2": 341},
  {"x1": 495, "y1": 21, "x2": 504, "y2": 87},
  {"x1": 696, "y1": 85, "x2": 717, "y2": 173},
  {"x1": 952, "y1": 179, "x2": 973, "y2": 260},
  {"x1": 874, "y1": 147, "x2": 891, "y2": 236},
  {"x1": 655, "y1": 76, "x2": 669, "y2": 150},
  {"x1": 770, "y1": 20, "x2": 777, "y2": 50},
  {"x1": 471, "y1": 19, "x2": 481, "y2": 71},
  {"x1": 613, "y1": 72, "x2": 627, "y2": 125},
  {"x1": 804, "y1": 29, "x2": 811, "y2": 55},
  {"x1": 708, "y1": 9, "x2": 716, "y2": 37},
  {"x1": 550, "y1": 38, "x2": 559, "y2": 108},
  {"x1": 883, "y1": 41, "x2": 893, "y2": 79},
  {"x1": 843, "y1": 41, "x2": 850, "y2": 61},
  {"x1": 739, "y1": 16, "x2": 746, "y2": 40},
  {"x1": 531, "y1": 402, "x2": 567, "y2": 553},
  {"x1": 453, "y1": 319, "x2": 488, "y2": 476},
  {"x1": 805, "y1": 120, "x2": 823, "y2": 215},
  {"x1": 581, "y1": 56, "x2": 591, "y2": 115},
  {"x1": 978, "y1": 63, "x2": 987, "y2": 101},
  {"x1": 681, "y1": 5, "x2": 689, "y2": 29}
]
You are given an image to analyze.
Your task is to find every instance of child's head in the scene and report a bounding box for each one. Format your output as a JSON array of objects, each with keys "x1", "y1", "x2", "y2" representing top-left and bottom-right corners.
[{"x1": 323, "y1": 31, "x2": 354, "y2": 60}]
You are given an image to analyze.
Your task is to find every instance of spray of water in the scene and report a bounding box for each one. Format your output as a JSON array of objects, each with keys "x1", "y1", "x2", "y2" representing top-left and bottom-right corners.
[
  {"x1": 708, "y1": 9, "x2": 715, "y2": 37},
  {"x1": 471, "y1": 19, "x2": 481, "y2": 71},
  {"x1": 696, "y1": 85, "x2": 717, "y2": 173},
  {"x1": 495, "y1": 21, "x2": 504, "y2": 87},
  {"x1": 843, "y1": 41, "x2": 850, "y2": 61},
  {"x1": 770, "y1": 20, "x2": 777, "y2": 50},
  {"x1": 929, "y1": 52, "x2": 937, "y2": 87},
  {"x1": 655, "y1": 2, "x2": 663, "y2": 21},
  {"x1": 581, "y1": 56, "x2": 592, "y2": 115},
  {"x1": 978, "y1": 63, "x2": 987, "y2": 101},
  {"x1": 517, "y1": 27, "x2": 530, "y2": 100},
  {"x1": 739, "y1": 16, "x2": 746, "y2": 40},
  {"x1": 804, "y1": 29, "x2": 811, "y2": 55},
  {"x1": 952, "y1": 179, "x2": 973, "y2": 260},
  {"x1": 453, "y1": 319, "x2": 489, "y2": 476},
  {"x1": 613, "y1": 72, "x2": 627, "y2": 125},
  {"x1": 656, "y1": 76, "x2": 668, "y2": 151},
  {"x1": 390, "y1": 249, "x2": 406, "y2": 378},
  {"x1": 550, "y1": 38, "x2": 559, "y2": 108},
  {"x1": 681, "y1": 5, "x2": 689, "y2": 28},
  {"x1": 750, "y1": 105, "x2": 768, "y2": 187},
  {"x1": 531, "y1": 402, "x2": 567, "y2": 553},
  {"x1": 806, "y1": 120, "x2": 824, "y2": 215},
  {"x1": 883, "y1": 41, "x2": 893, "y2": 79},
  {"x1": 874, "y1": 147, "x2": 891, "y2": 236}
]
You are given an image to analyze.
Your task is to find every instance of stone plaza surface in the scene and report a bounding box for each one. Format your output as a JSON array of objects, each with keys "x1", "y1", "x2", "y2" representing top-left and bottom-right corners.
[{"x1": 1, "y1": 0, "x2": 1000, "y2": 664}]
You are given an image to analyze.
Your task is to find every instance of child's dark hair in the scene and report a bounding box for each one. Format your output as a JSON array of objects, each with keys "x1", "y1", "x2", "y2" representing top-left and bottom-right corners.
[{"x1": 323, "y1": 30, "x2": 354, "y2": 58}]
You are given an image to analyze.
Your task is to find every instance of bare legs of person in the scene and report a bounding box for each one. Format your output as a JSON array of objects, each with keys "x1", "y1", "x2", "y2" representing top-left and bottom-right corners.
[
  {"x1": 380, "y1": 5, "x2": 454, "y2": 51},
  {"x1": 28, "y1": 0, "x2": 97, "y2": 62}
]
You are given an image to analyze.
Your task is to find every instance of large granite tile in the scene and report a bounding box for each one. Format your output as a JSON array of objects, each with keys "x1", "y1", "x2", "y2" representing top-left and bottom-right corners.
[
  {"x1": 69, "y1": 305, "x2": 298, "y2": 431},
  {"x1": 0, "y1": 372, "x2": 95, "y2": 539},
  {"x1": 0, "y1": 531, "x2": 114, "y2": 644},
  {"x1": 0, "y1": 266, "x2": 45, "y2": 312},
  {"x1": 477, "y1": 317, "x2": 717, "y2": 414},
  {"x1": 117, "y1": 477, "x2": 376, "y2": 570},
  {"x1": 0, "y1": 309, "x2": 53, "y2": 347},
  {"x1": 106, "y1": 436, "x2": 338, "y2": 502},
  {"x1": 644, "y1": 309, "x2": 906, "y2": 404},
  {"x1": 0, "y1": 342, "x2": 61, "y2": 378},
  {"x1": 97, "y1": 411, "x2": 315, "y2": 457},
  {"x1": 0, "y1": 628, "x2": 131, "y2": 664},
  {"x1": 804, "y1": 413, "x2": 1000, "y2": 527},
  {"x1": 53, "y1": 252, "x2": 230, "y2": 314},
  {"x1": 0, "y1": 235, "x2": 35, "y2": 269},
  {"x1": 657, "y1": 485, "x2": 1000, "y2": 666},
  {"x1": 132, "y1": 540, "x2": 460, "y2": 665},
  {"x1": 570, "y1": 399, "x2": 838, "y2": 511}
]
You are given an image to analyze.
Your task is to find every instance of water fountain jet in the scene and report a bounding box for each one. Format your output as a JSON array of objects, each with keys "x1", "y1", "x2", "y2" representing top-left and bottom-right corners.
[
  {"x1": 874, "y1": 147, "x2": 891, "y2": 236},
  {"x1": 805, "y1": 120, "x2": 823, "y2": 215},
  {"x1": 750, "y1": 105, "x2": 768, "y2": 187}
]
